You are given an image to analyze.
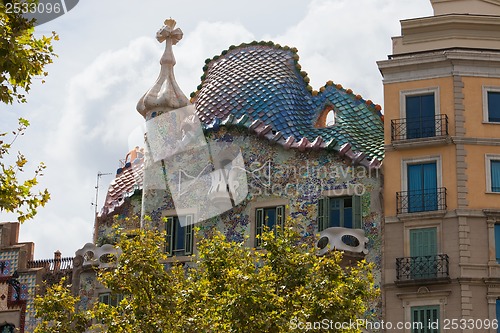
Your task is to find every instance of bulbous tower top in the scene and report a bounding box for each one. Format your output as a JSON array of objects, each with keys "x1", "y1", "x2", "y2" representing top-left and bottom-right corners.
[{"x1": 136, "y1": 18, "x2": 189, "y2": 120}]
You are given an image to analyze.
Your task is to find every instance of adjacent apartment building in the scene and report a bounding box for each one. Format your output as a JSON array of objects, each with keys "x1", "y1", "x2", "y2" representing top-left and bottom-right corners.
[{"x1": 379, "y1": 0, "x2": 500, "y2": 331}]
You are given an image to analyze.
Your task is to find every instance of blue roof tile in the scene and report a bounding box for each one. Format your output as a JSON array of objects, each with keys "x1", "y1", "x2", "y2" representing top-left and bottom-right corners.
[{"x1": 192, "y1": 41, "x2": 384, "y2": 169}]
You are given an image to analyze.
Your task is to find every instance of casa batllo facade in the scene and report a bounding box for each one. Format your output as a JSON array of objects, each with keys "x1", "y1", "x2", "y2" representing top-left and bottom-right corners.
[{"x1": 88, "y1": 18, "x2": 385, "y2": 320}]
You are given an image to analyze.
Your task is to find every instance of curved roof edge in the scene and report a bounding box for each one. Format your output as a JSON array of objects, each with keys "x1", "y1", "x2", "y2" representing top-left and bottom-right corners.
[{"x1": 190, "y1": 40, "x2": 383, "y2": 120}]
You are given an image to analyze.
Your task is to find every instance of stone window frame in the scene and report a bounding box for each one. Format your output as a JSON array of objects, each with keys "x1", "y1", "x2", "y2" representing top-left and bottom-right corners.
[
  {"x1": 398, "y1": 288, "x2": 450, "y2": 333},
  {"x1": 399, "y1": 87, "x2": 441, "y2": 119},
  {"x1": 403, "y1": 221, "x2": 442, "y2": 258},
  {"x1": 401, "y1": 155, "x2": 443, "y2": 193}
]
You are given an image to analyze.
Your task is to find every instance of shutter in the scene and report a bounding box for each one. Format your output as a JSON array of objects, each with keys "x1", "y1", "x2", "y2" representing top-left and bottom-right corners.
[
  {"x1": 317, "y1": 197, "x2": 330, "y2": 231},
  {"x1": 496, "y1": 299, "x2": 500, "y2": 322},
  {"x1": 184, "y1": 215, "x2": 193, "y2": 255},
  {"x1": 410, "y1": 228, "x2": 437, "y2": 257},
  {"x1": 276, "y1": 206, "x2": 284, "y2": 229},
  {"x1": 165, "y1": 217, "x2": 174, "y2": 255},
  {"x1": 411, "y1": 306, "x2": 439, "y2": 333},
  {"x1": 255, "y1": 208, "x2": 264, "y2": 247},
  {"x1": 491, "y1": 160, "x2": 500, "y2": 192},
  {"x1": 488, "y1": 91, "x2": 500, "y2": 122},
  {"x1": 423, "y1": 162, "x2": 438, "y2": 211},
  {"x1": 495, "y1": 225, "x2": 500, "y2": 263},
  {"x1": 352, "y1": 195, "x2": 362, "y2": 229}
]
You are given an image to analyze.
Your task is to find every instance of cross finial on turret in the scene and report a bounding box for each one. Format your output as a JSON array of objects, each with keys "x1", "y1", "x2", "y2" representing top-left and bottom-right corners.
[{"x1": 136, "y1": 18, "x2": 189, "y2": 119}]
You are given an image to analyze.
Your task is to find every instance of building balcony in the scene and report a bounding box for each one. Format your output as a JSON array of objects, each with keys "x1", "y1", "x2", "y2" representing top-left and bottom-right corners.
[
  {"x1": 391, "y1": 114, "x2": 448, "y2": 141},
  {"x1": 316, "y1": 227, "x2": 368, "y2": 256},
  {"x1": 389, "y1": 115, "x2": 450, "y2": 149},
  {"x1": 396, "y1": 187, "x2": 447, "y2": 215},
  {"x1": 396, "y1": 254, "x2": 450, "y2": 286}
]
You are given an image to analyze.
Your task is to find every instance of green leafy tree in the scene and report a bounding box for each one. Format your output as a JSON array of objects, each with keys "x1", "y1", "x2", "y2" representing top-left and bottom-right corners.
[
  {"x1": 35, "y1": 222, "x2": 379, "y2": 333},
  {"x1": 0, "y1": 0, "x2": 57, "y2": 222},
  {"x1": 1, "y1": 0, "x2": 58, "y2": 104},
  {"x1": 33, "y1": 278, "x2": 89, "y2": 333},
  {"x1": 0, "y1": 118, "x2": 50, "y2": 222}
]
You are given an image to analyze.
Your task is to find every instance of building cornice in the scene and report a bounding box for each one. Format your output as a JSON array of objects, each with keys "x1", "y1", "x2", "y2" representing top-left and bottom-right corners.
[
  {"x1": 378, "y1": 49, "x2": 500, "y2": 83},
  {"x1": 392, "y1": 14, "x2": 500, "y2": 55}
]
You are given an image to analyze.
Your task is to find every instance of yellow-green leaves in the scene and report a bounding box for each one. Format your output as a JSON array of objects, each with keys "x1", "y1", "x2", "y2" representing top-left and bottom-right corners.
[
  {"x1": 0, "y1": 118, "x2": 50, "y2": 222},
  {"x1": 36, "y1": 221, "x2": 378, "y2": 332},
  {"x1": 0, "y1": 0, "x2": 58, "y2": 104}
]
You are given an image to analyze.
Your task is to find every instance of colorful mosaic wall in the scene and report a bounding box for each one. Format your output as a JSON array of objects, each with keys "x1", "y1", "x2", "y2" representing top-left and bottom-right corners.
[
  {"x1": 135, "y1": 126, "x2": 383, "y2": 318},
  {"x1": 0, "y1": 250, "x2": 19, "y2": 272},
  {"x1": 78, "y1": 271, "x2": 96, "y2": 310},
  {"x1": 20, "y1": 272, "x2": 38, "y2": 332}
]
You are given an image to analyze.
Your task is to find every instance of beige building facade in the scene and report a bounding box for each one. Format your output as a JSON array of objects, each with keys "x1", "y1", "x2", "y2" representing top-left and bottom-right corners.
[{"x1": 378, "y1": 0, "x2": 500, "y2": 331}]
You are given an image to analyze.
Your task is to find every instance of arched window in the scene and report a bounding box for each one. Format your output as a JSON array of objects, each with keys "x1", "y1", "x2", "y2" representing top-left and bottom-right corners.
[
  {"x1": 325, "y1": 109, "x2": 336, "y2": 126},
  {"x1": 315, "y1": 105, "x2": 337, "y2": 128}
]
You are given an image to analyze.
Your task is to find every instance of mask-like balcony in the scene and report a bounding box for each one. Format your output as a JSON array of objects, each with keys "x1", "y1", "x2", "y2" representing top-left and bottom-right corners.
[
  {"x1": 316, "y1": 227, "x2": 368, "y2": 257},
  {"x1": 396, "y1": 254, "x2": 450, "y2": 286}
]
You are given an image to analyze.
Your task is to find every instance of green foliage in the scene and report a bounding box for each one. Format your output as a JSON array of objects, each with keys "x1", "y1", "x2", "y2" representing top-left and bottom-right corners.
[
  {"x1": 0, "y1": 0, "x2": 56, "y2": 222},
  {"x1": 34, "y1": 278, "x2": 89, "y2": 333},
  {"x1": 0, "y1": 0, "x2": 58, "y2": 104},
  {"x1": 0, "y1": 118, "x2": 50, "y2": 222},
  {"x1": 35, "y1": 221, "x2": 378, "y2": 332}
]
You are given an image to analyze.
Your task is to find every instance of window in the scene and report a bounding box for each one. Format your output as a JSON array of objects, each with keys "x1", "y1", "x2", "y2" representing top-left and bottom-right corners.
[
  {"x1": 255, "y1": 206, "x2": 284, "y2": 248},
  {"x1": 317, "y1": 196, "x2": 361, "y2": 231},
  {"x1": 406, "y1": 93, "x2": 436, "y2": 139},
  {"x1": 325, "y1": 109, "x2": 336, "y2": 126},
  {"x1": 488, "y1": 91, "x2": 500, "y2": 122},
  {"x1": 165, "y1": 215, "x2": 194, "y2": 257},
  {"x1": 492, "y1": 160, "x2": 500, "y2": 193},
  {"x1": 99, "y1": 293, "x2": 123, "y2": 307},
  {"x1": 0, "y1": 325, "x2": 14, "y2": 333},
  {"x1": 407, "y1": 162, "x2": 438, "y2": 213},
  {"x1": 411, "y1": 305, "x2": 440, "y2": 333},
  {"x1": 483, "y1": 87, "x2": 500, "y2": 123},
  {"x1": 315, "y1": 105, "x2": 337, "y2": 128},
  {"x1": 496, "y1": 299, "x2": 500, "y2": 330},
  {"x1": 495, "y1": 225, "x2": 500, "y2": 264},
  {"x1": 410, "y1": 228, "x2": 437, "y2": 279},
  {"x1": 486, "y1": 155, "x2": 500, "y2": 193}
]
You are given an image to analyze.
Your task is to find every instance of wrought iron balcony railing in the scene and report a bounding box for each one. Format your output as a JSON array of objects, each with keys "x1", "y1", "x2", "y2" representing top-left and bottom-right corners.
[
  {"x1": 391, "y1": 114, "x2": 448, "y2": 141},
  {"x1": 396, "y1": 187, "x2": 447, "y2": 214},
  {"x1": 396, "y1": 254, "x2": 449, "y2": 282}
]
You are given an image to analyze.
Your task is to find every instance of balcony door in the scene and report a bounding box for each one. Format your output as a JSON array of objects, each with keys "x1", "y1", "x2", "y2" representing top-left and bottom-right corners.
[
  {"x1": 410, "y1": 228, "x2": 437, "y2": 279},
  {"x1": 407, "y1": 162, "x2": 438, "y2": 213},
  {"x1": 406, "y1": 94, "x2": 435, "y2": 139}
]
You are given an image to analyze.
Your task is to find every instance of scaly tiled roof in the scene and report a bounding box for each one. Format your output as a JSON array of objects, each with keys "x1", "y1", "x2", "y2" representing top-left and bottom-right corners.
[
  {"x1": 100, "y1": 150, "x2": 144, "y2": 216},
  {"x1": 192, "y1": 41, "x2": 384, "y2": 167}
]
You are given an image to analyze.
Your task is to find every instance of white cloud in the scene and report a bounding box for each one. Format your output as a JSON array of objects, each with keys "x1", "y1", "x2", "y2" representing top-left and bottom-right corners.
[{"x1": 268, "y1": 0, "x2": 433, "y2": 107}]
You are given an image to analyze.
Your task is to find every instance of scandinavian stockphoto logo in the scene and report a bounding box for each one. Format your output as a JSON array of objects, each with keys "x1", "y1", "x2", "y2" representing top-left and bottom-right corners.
[
  {"x1": 143, "y1": 105, "x2": 248, "y2": 226},
  {"x1": 4, "y1": 0, "x2": 79, "y2": 26}
]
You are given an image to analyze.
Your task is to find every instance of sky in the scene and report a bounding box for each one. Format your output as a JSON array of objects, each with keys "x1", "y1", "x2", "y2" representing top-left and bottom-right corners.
[{"x1": 1, "y1": 0, "x2": 433, "y2": 259}]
